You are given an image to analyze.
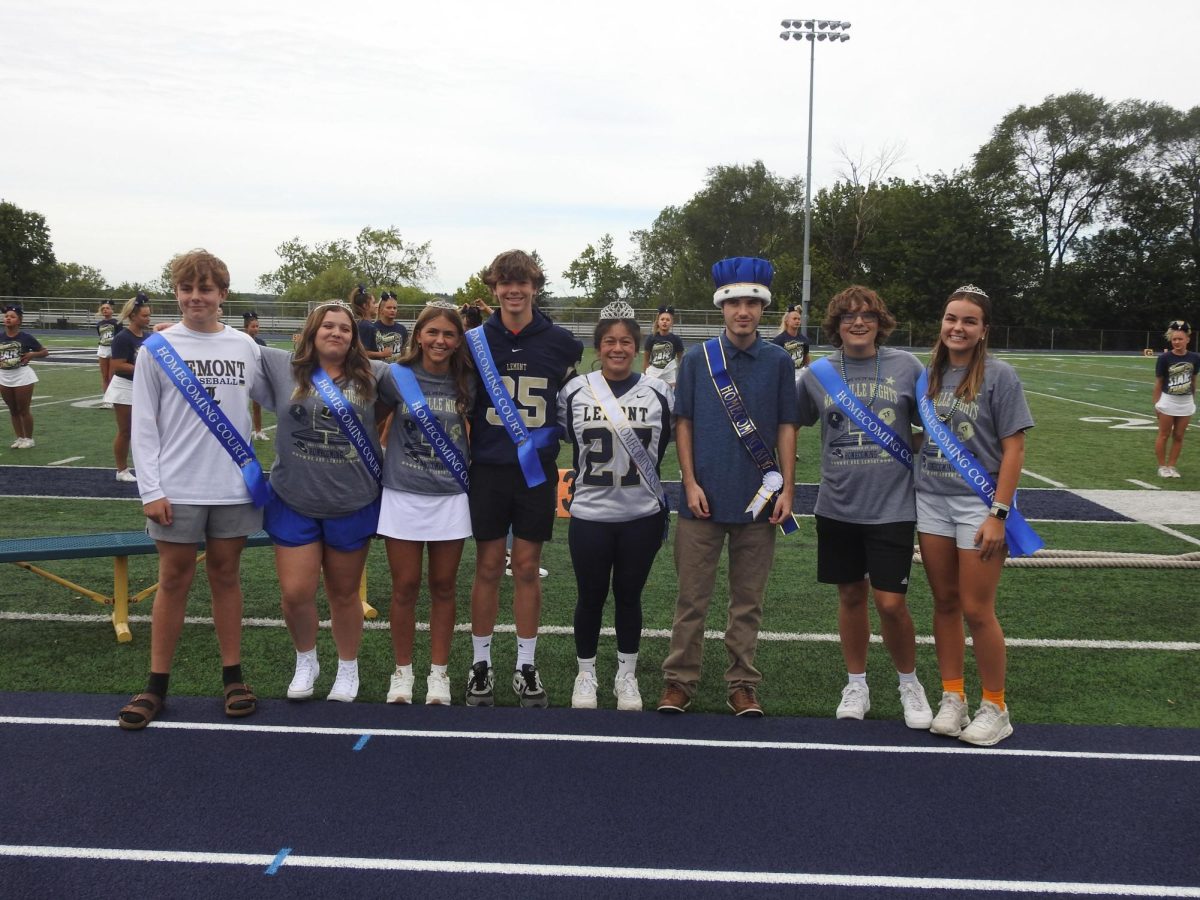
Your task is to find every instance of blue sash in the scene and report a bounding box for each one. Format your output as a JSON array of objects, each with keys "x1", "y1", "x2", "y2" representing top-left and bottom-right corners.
[
  {"x1": 465, "y1": 325, "x2": 558, "y2": 488},
  {"x1": 311, "y1": 368, "x2": 382, "y2": 485},
  {"x1": 915, "y1": 371, "x2": 1043, "y2": 557},
  {"x1": 143, "y1": 332, "x2": 270, "y2": 507},
  {"x1": 702, "y1": 338, "x2": 798, "y2": 535},
  {"x1": 389, "y1": 364, "x2": 470, "y2": 494},
  {"x1": 810, "y1": 357, "x2": 913, "y2": 469}
]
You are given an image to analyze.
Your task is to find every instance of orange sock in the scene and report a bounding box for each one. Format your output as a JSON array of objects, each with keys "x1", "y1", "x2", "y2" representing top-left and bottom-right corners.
[
  {"x1": 942, "y1": 678, "x2": 965, "y2": 700},
  {"x1": 982, "y1": 687, "x2": 1006, "y2": 711}
]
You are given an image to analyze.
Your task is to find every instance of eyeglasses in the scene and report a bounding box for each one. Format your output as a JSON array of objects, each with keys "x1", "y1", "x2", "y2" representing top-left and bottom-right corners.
[
  {"x1": 657, "y1": 306, "x2": 675, "y2": 314},
  {"x1": 839, "y1": 312, "x2": 879, "y2": 325}
]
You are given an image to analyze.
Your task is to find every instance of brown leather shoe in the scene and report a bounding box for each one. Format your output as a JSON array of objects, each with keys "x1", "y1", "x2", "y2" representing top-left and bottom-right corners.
[
  {"x1": 728, "y1": 686, "x2": 764, "y2": 717},
  {"x1": 657, "y1": 682, "x2": 691, "y2": 713}
]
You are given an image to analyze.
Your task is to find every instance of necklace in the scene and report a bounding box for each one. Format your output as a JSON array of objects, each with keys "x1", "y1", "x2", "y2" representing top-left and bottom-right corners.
[
  {"x1": 936, "y1": 394, "x2": 961, "y2": 423},
  {"x1": 840, "y1": 350, "x2": 881, "y2": 410}
]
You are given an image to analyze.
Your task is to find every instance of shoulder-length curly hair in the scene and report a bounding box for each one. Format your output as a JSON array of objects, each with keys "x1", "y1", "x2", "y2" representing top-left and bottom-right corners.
[{"x1": 291, "y1": 302, "x2": 375, "y2": 402}]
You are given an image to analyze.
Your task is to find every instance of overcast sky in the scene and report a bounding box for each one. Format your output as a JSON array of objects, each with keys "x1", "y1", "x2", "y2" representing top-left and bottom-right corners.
[{"x1": 3, "y1": 0, "x2": 1198, "y2": 296}]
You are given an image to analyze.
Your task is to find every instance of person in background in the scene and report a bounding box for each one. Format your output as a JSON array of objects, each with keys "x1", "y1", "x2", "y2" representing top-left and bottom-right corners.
[
  {"x1": 242, "y1": 311, "x2": 270, "y2": 441},
  {"x1": 643, "y1": 305, "x2": 684, "y2": 388},
  {"x1": 0, "y1": 304, "x2": 49, "y2": 449},
  {"x1": 96, "y1": 301, "x2": 121, "y2": 407},
  {"x1": 373, "y1": 292, "x2": 409, "y2": 361},
  {"x1": 560, "y1": 301, "x2": 672, "y2": 711},
  {"x1": 351, "y1": 285, "x2": 378, "y2": 358},
  {"x1": 773, "y1": 303, "x2": 811, "y2": 381},
  {"x1": 1153, "y1": 319, "x2": 1198, "y2": 478},
  {"x1": 106, "y1": 293, "x2": 153, "y2": 482}
]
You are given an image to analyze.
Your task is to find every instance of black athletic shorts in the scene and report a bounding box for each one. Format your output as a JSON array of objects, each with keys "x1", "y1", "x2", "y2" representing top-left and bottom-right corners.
[
  {"x1": 815, "y1": 515, "x2": 916, "y2": 594},
  {"x1": 468, "y1": 458, "x2": 558, "y2": 543}
]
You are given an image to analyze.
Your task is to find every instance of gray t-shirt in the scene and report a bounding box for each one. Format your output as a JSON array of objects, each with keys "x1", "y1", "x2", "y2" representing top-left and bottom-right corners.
[
  {"x1": 916, "y1": 356, "x2": 1034, "y2": 496},
  {"x1": 252, "y1": 347, "x2": 384, "y2": 517},
  {"x1": 797, "y1": 346, "x2": 923, "y2": 524},
  {"x1": 377, "y1": 362, "x2": 474, "y2": 495}
]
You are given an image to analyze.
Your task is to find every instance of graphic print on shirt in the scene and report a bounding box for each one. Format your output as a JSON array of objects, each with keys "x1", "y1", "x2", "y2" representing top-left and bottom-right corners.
[
  {"x1": 184, "y1": 356, "x2": 249, "y2": 404},
  {"x1": 0, "y1": 339, "x2": 26, "y2": 369},
  {"x1": 780, "y1": 337, "x2": 807, "y2": 369},
  {"x1": 578, "y1": 397, "x2": 655, "y2": 487},
  {"x1": 97, "y1": 321, "x2": 117, "y2": 347},
  {"x1": 919, "y1": 389, "x2": 982, "y2": 481},
  {"x1": 822, "y1": 375, "x2": 904, "y2": 465},
  {"x1": 287, "y1": 383, "x2": 372, "y2": 465},
  {"x1": 1165, "y1": 358, "x2": 1197, "y2": 396},
  {"x1": 399, "y1": 392, "x2": 465, "y2": 472},
  {"x1": 647, "y1": 338, "x2": 677, "y2": 370}
]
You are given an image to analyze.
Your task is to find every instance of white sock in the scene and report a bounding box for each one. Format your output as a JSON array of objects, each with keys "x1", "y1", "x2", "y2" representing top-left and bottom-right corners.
[
  {"x1": 430, "y1": 663, "x2": 448, "y2": 676},
  {"x1": 472, "y1": 634, "x2": 492, "y2": 667},
  {"x1": 897, "y1": 669, "x2": 918, "y2": 685},
  {"x1": 516, "y1": 635, "x2": 537, "y2": 669},
  {"x1": 848, "y1": 672, "x2": 867, "y2": 686},
  {"x1": 338, "y1": 658, "x2": 358, "y2": 677},
  {"x1": 616, "y1": 652, "x2": 638, "y2": 678},
  {"x1": 394, "y1": 663, "x2": 413, "y2": 677},
  {"x1": 577, "y1": 656, "x2": 597, "y2": 677},
  {"x1": 297, "y1": 647, "x2": 317, "y2": 664}
]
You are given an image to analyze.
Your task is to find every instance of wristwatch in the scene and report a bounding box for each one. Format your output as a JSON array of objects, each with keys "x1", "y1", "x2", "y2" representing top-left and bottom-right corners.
[{"x1": 989, "y1": 501, "x2": 1010, "y2": 521}]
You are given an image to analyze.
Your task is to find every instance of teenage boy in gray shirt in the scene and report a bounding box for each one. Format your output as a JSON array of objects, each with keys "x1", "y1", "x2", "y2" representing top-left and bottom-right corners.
[{"x1": 796, "y1": 285, "x2": 932, "y2": 728}]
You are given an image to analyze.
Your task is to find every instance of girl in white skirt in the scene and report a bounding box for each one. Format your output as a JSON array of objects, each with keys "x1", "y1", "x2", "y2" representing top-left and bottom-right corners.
[
  {"x1": 1153, "y1": 320, "x2": 1198, "y2": 478},
  {"x1": 1, "y1": 305, "x2": 49, "y2": 448},
  {"x1": 105, "y1": 293, "x2": 152, "y2": 482},
  {"x1": 376, "y1": 303, "x2": 475, "y2": 705}
]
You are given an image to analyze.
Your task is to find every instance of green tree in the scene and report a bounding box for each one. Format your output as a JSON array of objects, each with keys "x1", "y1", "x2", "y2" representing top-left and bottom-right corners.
[
  {"x1": 563, "y1": 234, "x2": 636, "y2": 307},
  {"x1": 0, "y1": 200, "x2": 58, "y2": 296},
  {"x1": 258, "y1": 227, "x2": 434, "y2": 295},
  {"x1": 52, "y1": 262, "x2": 110, "y2": 299},
  {"x1": 453, "y1": 270, "x2": 491, "y2": 306}
]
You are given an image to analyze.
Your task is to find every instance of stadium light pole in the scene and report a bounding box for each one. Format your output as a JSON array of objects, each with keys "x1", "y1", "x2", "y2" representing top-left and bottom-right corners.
[{"x1": 778, "y1": 18, "x2": 850, "y2": 335}]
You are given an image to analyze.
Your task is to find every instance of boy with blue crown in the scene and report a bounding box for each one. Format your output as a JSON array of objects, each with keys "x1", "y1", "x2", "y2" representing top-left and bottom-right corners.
[{"x1": 658, "y1": 257, "x2": 799, "y2": 717}]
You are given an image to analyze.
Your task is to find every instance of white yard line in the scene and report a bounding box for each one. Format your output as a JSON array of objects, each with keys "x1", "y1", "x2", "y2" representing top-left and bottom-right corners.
[{"x1": 1022, "y1": 468, "x2": 1065, "y2": 487}]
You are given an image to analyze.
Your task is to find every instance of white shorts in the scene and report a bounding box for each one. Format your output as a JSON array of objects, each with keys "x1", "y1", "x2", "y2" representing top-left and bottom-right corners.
[
  {"x1": 377, "y1": 487, "x2": 471, "y2": 542},
  {"x1": 97, "y1": 346, "x2": 113, "y2": 359},
  {"x1": 1155, "y1": 393, "x2": 1196, "y2": 418},
  {"x1": 916, "y1": 489, "x2": 989, "y2": 551},
  {"x1": 0, "y1": 366, "x2": 38, "y2": 388},
  {"x1": 104, "y1": 377, "x2": 134, "y2": 406}
]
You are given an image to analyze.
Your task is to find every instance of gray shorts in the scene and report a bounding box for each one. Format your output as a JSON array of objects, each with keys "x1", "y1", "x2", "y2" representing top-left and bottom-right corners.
[
  {"x1": 916, "y1": 490, "x2": 988, "y2": 551},
  {"x1": 146, "y1": 502, "x2": 262, "y2": 544}
]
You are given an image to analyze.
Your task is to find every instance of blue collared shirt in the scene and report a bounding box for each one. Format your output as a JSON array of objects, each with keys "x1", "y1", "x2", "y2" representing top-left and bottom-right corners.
[{"x1": 674, "y1": 332, "x2": 798, "y2": 523}]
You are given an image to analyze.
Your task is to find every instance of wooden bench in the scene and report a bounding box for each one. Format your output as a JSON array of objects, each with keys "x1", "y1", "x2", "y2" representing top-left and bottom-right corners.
[{"x1": 0, "y1": 530, "x2": 378, "y2": 643}]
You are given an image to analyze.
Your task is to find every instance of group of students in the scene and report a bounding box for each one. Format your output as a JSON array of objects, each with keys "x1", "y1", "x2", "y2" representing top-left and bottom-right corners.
[{"x1": 104, "y1": 247, "x2": 1195, "y2": 750}]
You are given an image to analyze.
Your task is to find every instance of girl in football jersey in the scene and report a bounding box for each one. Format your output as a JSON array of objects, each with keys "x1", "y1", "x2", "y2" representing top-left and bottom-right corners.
[
  {"x1": 375, "y1": 303, "x2": 474, "y2": 706},
  {"x1": 96, "y1": 301, "x2": 121, "y2": 402},
  {"x1": 1, "y1": 305, "x2": 49, "y2": 448},
  {"x1": 642, "y1": 305, "x2": 684, "y2": 388},
  {"x1": 1153, "y1": 319, "x2": 1198, "y2": 478},
  {"x1": 560, "y1": 302, "x2": 674, "y2": 710}
]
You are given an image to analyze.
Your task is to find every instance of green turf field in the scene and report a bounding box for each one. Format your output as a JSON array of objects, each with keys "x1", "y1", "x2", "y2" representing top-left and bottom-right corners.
[{"x1": 1, "y1": 346, "x2": 1196, "y2": 727}]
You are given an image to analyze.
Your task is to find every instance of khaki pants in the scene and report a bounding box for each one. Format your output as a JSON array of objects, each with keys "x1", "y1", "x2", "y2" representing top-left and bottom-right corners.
[{"x1": 661, "y1": 516, "x2": 776, "y2": 697}]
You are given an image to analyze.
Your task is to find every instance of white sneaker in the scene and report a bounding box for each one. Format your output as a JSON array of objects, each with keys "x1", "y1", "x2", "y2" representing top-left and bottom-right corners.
[
  {"x1": 958, "y1": 700, "x2": 1013, "y2": 746},
  {"x1": 387, "y1": 667, "x2": 415, "y2": 704},
  {"x1": 287, "y1": 653, "x2": 319, "y2": 700},
  {"x1": 898, "y1": 680, "x2": 933, "y2": 729},
  {"x1": 9, "y1": 439, "x2": 19, "y2": 449},
  {"x1": 1159, "y1": 465, "x2": 1172, "y2": 478},
  {"x1": 835, "y1": 682, "x2": 870, "y2": 720},
  {"x1": 115, "y1": 469, "x2": 137, "y2": 483},
  {"x1": 327, "y1": 667, "x2": 359, "y2": 703},
  {"x1": 504, "y1": 554, "x2": 549, "y2": 578},
  {"x1": 425, "y1": 671, "x2": 451, "y2": 706},
  {"x1": 16, "y1": 437, "x2": 34, "y2": 449},
  {"x1": 1166, "y1": 466, "x2": 1181, "y2": 478},
  {"x1": 614, "y1": 672, "x2": 643, "y2": 711},
  {"x1": 571, "y1": 671, "x2": 599, "y2": 709},
  {"x1": 100, "y1": 401, "x2": 113, "y2": 409},
  {"x1": 929, "y1": 691, "x2": 971, "y2": 736}
]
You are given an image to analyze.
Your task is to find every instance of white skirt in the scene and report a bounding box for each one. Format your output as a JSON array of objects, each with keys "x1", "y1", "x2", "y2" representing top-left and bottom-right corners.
[
  {"x1": 0, "y1": 366, "x2": 37, "y2": 388},
  {"x1": 1156, "y1": 393, "x2": 1196, "y2": 418},
  {"x1": 97, "y1": 345, "x2": 113, "y2": 358},
  {"x1": 104, "y1": 377, "x2": 134, "y2": 406},
  {"x1": 376, "y1": 487, "x2": 471, "y2": 542}
]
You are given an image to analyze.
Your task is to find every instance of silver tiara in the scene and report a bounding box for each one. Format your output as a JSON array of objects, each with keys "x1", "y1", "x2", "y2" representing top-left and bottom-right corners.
[
  {"x1": 314, "y1": 299, "x2": 354, "y2": 313},
  {"x1": 954, "y1": 284, "x2": 989, "y2": 299},
  {"x1": 598, "y1": 300, "x2": 636, "y2": 320},
  {"x1": 425, "y1": 299, "x2": 459, "y2": 311}
]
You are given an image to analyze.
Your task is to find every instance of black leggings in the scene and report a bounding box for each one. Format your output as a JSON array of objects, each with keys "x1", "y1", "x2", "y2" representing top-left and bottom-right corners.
[{"x1": 568, "y1": 511, "x2": 667, "y2": 658}]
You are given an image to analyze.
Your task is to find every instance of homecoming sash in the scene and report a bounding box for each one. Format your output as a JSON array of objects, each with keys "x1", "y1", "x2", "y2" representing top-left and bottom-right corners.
[
  {"x1": 702, "y1": 338, "x2": 799, "y2": 535},
  {"x1": 465, "y1": 325, "x2": 558, "y2": 488},
  {"x1": 143, "y1": 332, "x2": 270, "y2": 507},
  {"x1": 311, "y1": 368, "x2": 382, "y2": 485},
  {"x1": 915, "y1": 370, "x2": 1043, "y2": 557},
  {"x1": 810, "y1": 357, "x2": 913, "y2": 469},
  {"x1": 389, "y1": 364, "x2": 470, "y2": 493},
  {"x1": 585, "y1": 371, "x2": 667, "y2": 510}
]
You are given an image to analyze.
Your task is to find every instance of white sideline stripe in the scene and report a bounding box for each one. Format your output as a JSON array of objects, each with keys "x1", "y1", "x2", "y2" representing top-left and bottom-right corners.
[
  {"x1": 1025, "y1": 390, "x2": 1200, "y2": 429},
  {"x1": 47, "y1": 456, "x2": 85, "y2": 466},
  {"x1": 2, "y1": 717, "x2": 1198, "y2": 763},
  {"x1": 2, "y1": 611, "x2": 1196, "y2": 651},
  {"x1": 1126, "y1": 479, "x2": 1162, "y2": 490},
  {"x1": 0, "y1": 846, "x2": 1196, "y2": 897},
  {"x1": 30, "y1": 394, "x2": 103, "y2": 409},
  {"x1": 1021, "y1": 468, "x2": 1065, "y2": 487},
  {"x1": 1145, "y1": 523, "x2": 1200, "y2": 548}
]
